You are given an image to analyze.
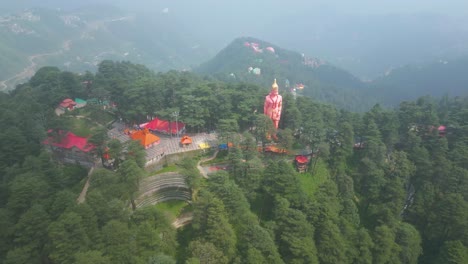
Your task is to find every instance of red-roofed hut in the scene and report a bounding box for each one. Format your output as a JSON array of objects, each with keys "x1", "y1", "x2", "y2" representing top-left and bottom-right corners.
[
  {"x1": 438, "y1": 125, "x2": 447, "y2": 136},
  {"x1": 130, "y1": 128, "x2": 160, "y2": 149},
  {"x1": 180, "y1": 135, "x2": 192, "y2": 146},
  {"x1": 295, "y1": 155, "x2": 309, "y2": 173},
  {"x1": 59, "y1": 98, "x2": 77, "y2": 110}
]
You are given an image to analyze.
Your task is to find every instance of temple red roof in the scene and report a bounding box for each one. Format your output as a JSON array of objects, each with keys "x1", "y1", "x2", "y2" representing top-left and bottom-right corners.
[
  {"x1": 141, "y1": 117, "x2": 185, "y2": 134},
  {"x1": 130, "y1": 128, "x2": 160, "y2": 147},
  {"x1": 295, "y1": 155, "x2": 309, "y2": 164},
  {"x1": 59, "y1": 98, "x2": 76, "y2": 109},
  {"x1": 43, "y1": 131, "x2": 95, "y2": 152},
  {"x1": 180, "y1": 135, "x2": 192, "y2": 145}
]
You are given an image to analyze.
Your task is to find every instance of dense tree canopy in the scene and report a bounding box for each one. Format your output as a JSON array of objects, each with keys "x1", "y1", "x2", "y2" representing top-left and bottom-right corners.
[{"x1": 0, "y1": 61, "x2": 467, "y2": 263}]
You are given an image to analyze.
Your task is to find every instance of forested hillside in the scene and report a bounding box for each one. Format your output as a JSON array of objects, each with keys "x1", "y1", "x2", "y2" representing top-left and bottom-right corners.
[
  {"x1": 0, "y1": 61, "x2": 467, "y2": 263},
  {"x1": 196, "y1": 37, "x2": 468, "y2": 112},
  {"x1": 369, "y1": 57, "x2": 468, "y2": 106},
  {"x1": 196, "y1": 37, "x2": 373, "y2": 112}
]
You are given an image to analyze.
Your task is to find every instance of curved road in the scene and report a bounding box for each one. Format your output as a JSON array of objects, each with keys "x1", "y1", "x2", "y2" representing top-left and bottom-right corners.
[
  {"x1": 197, "y1": 150, "x2": 219, "y2": 178},
  {"x1": 0, "y1": 40, "x2": 72, "y2": 91}
]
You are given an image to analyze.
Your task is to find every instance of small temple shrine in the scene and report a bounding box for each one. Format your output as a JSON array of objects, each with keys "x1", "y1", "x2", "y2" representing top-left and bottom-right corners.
[
  {"x1": 130, "y1": 128, "x2": 160, "y2": 149},
  {"x1": 180, "y1": 135, "x2": 192, "y2": 146},
  {"x1": 295, "y1": 155, "x2": 310, "y2": 173}
]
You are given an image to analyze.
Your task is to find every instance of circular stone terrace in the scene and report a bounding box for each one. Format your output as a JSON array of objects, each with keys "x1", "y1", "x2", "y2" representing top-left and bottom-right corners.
[{"x1": 134, "y1": 172, "x2": 191, "y2": 208}]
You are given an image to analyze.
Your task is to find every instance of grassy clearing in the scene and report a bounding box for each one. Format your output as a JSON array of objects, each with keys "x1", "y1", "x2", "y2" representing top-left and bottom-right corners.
[
  {"x1": 154, "y1": 164, "x2": 178, "y2": 175},
  {"x1": 297, "y1": 159, "x2": 329, "y2": 197},
  {"x1": 74, "y1": 106, "x2": 115, "y2": 126},
  {"x1": 64, "y1": 117, "x2": 93, "y2": 137},
  {"x1": 155, "y1": 200, "x2": 190, "y2": 221},
  {"x1": 61, "y1": 105, "x2": 116, "y2": 137}
]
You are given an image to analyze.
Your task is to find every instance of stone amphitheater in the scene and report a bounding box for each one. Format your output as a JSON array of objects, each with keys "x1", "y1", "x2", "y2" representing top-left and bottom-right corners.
[{"x1": 134, "y1": 172, "x2": 191, "y2": 208}]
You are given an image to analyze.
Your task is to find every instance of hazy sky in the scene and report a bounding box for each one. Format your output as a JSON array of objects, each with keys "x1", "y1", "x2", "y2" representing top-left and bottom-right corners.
[
  {"x1": 4, "y1": 0, "x2": 468, "y2": 15},
  {"x1": 125, "y1": 0, "x2": 468, "y2": 15},
  {"x1": 288, "y1": 0, "x2": 468, "y2": 15}
]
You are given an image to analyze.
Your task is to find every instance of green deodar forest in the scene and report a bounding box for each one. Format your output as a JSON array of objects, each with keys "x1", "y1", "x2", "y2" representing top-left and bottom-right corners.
[{"x1": 0, "y1": 61, "x2": 467, "y2": 264}]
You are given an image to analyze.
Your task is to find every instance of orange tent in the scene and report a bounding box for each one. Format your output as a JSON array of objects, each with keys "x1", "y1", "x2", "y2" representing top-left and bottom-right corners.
[
  {"x1": 130, "y1": 128, "x2": 160, "y2": 149},
  {"x1": 180, "y1": 135, "x2": 192, "y2": 145}
]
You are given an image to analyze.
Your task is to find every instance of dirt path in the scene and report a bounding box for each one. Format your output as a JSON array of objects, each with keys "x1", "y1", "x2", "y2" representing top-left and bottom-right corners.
[
  {"x1": 77, "y1": 165, "x2": 95, "y2": 204},
  {"x1": 171, "y1": 150, "x2": 219, "y2": 228},
  {"x1": 0, "y1": 40, "x2": 72, "y2": 91},
  {"x1": 196, "y1": 150, "x2": 219, "y2": 178},
  {"x1": 172, "y1": 212, "x2": 193, "y2": 229}
]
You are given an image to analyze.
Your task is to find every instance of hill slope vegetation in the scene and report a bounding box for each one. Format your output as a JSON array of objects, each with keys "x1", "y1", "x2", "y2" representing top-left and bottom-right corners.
[
  {"x1": 0, "y1": 62, "x2": 467, "y2": 263},
  {"x1": 196, "y1": 37, "x2": 371, "y2": 111}
]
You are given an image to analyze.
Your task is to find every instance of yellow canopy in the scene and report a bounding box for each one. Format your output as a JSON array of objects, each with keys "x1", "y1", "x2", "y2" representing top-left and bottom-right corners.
[{"x1": 198, "y1": 142, "x2": 211, "y2": 149}]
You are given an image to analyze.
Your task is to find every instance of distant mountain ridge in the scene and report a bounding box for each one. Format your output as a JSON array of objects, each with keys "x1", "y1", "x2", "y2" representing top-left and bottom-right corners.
[
  {"x1": 369, "y1": 57, "x2": 468, "y2": 105},
  {"x1": 3, "y1": 7, "x2": 468, "y2": 111},
  {"x1": 196, "y1": 37, "x2": 468, "y2": 111},
  {"x1": 0, "y1": 6, "x2": 210, "y2": 90},
  {"x1": 258, "y1": 12, "x2": 468, "y2": 79}
]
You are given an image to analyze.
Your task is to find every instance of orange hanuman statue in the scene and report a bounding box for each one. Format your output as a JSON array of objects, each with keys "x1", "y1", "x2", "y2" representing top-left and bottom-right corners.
[{"x1": 264, "y1": 79, "x2": 283, "y2": 129}]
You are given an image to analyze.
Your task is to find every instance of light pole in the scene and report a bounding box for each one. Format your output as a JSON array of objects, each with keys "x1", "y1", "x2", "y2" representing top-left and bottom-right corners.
[{"x1": 172, "y1": 111, "x2": 179, "y2": 142}]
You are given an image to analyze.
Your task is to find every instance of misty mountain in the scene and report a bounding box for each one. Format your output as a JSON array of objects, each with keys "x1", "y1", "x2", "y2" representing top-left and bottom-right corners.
[
  {"x1": 2, "y1": 3, "x2": 468, "y2": 110},
  {"x1": 4, "y1": 1, "x2": 468, "y2": 80},
  {"x1": 196, "y1": 37, "x2": 468, "y2": 111},
  {"x1": 196, "y1": 37, "x2": 373, "y2": 111},
  {"x1": 369, "y1": 57, "x2": 468, "y2": 105},
  {"x1": 0, "y1": 6, "x2": 210, "y2": 89},
  {"x1": 258, "y1": 12, "x2": 468, "y2": 80}
]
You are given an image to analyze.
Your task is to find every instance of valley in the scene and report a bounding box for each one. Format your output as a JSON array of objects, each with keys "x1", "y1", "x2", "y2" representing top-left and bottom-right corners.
[
  {"x1": 0, "y1": 40, "x2": 71, "y2": 91},
  {"x1": 1, "y1": 3, "x2": 468, "y2": 264}
]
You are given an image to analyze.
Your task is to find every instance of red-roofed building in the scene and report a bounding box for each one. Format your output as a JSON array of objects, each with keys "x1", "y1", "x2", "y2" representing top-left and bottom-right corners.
[
  {"x1": 140, "y1": 117, "x2": 185, "y2": 135},
  {"x1": 438, "y1": 125, "x2": 447, "y2": 136},
  {"x1": 295, "y1": 155, "x2": 310, "y2": 173},
  {"x1": 130, "y1": 128, "x2": 160, "y2": 149},
  {"x1": 59, "y1": 98, "x2": 77, "y2": 110},
  {"x1": 43, "y1": 130, "x2": 96, "y2": 167},
  {"x1": 56, "y1": 98, "x2": 77, "y2": 116}
]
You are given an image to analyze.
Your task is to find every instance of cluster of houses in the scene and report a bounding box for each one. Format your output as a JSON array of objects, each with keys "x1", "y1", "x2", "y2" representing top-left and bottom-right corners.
[
  {"x1": 55, "y1": 97, "x2": 116, "y2": 116},
  {"x1": 46, "y1": 97, "x2": 119, "y2": 167},
  {"x1": 45, "y1": 98, "x2": 192, "y2": 168},
  {"x1": 244, "y1": 41, "x2": 276, "y2": 54}
]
